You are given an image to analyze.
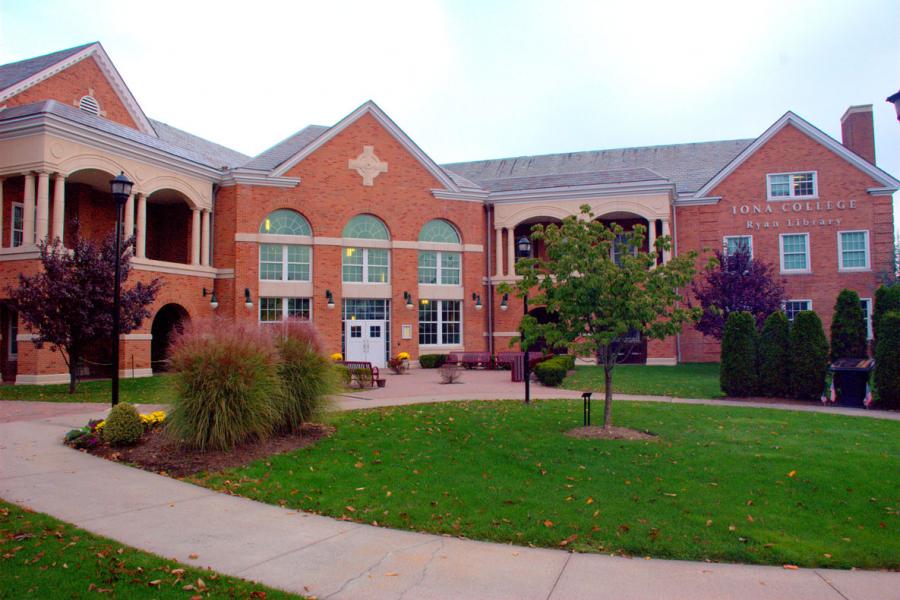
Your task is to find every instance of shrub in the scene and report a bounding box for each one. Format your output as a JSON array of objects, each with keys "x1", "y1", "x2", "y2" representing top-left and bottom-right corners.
[
  {"x1": 103, "y1": 403, "x2": 144, "y2": 446},
  {"x1": 167, "y1": 321, "x2": 281, "y2": 451},
  {"x1": 873, "y1": 285, "x2": 900, "y2": 344},
  {"x1": 874, "y1": 311, "x2": 900, "y2": 409},
  {"x1": 334, "y1": 364, "x2": 352, "y2": 387},
  {"x1": 419, "y1": 354, "x2": 447, "y2": 369},
  {"x1": 274, "y1": 320, "x2": 336, "y2": 432},
  {"x1": 387, "y1": 357, "x2": 406, "y2": 374},
  {"x1": 556, "y1": 353, "x2": 576, "y2": 371},
  {"x1": 720, "y1": 311, "x2": 758, "y2": 397},
  {"x1": 438, "y1": 363, "x2": 462, "y2": 384},
  {"x1": 757, "y1": 311, "x2": 790, "y2": 397},
  {"x1": 789, "y1": 311, "x2": 829, "y2": 401},
  {"x1": 830, "y1": 289, "x2": 867, "y2": 361},
  {"x1": 534, "y1": 356, "x2": 570, "y2": 387}
]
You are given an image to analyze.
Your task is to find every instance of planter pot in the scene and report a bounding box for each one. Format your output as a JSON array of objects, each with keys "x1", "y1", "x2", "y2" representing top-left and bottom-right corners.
[{"x1": 376, "y1": 378, "x2": 387, "y2": 388}]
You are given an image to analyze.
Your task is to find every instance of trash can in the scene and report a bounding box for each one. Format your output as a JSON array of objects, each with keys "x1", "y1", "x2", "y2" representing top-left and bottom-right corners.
[
  {"x1": 510, "y1": 354, "x2": 525, "y2": 382},
  {"x1": 830, "y1": 358, "x2": 874, "y2": 408}
]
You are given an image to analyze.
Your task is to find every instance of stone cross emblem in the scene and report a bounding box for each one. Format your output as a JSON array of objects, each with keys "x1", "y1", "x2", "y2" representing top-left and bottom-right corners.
[{"x1": 348, "y1": 146, "x2": 388, "y2": 186}]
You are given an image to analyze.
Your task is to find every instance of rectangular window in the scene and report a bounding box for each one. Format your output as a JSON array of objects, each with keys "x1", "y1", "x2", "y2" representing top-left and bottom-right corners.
[
  {"x1": 838, "y1": 230, "x2": 869, "y2": 271},
  {"x1": 780, "y1": 233, "x2": 810, "y2": 273},
  {"x1": 723, "y1": 235, "x2": 753, "y2": 257},
  {"x1": 12, "y1": 202, "x2": 23, "y2": 248},
  {"x1": 259, "y1": 244, "x2": 311, "y2": 281},
  {"x1": 259, "y1": 297, "x2": 311, "y2": 323},
  {"x1": 418, "y1": 299, "x2": 462, "y2": 345},
  {"x1": 767, "y1": 172, "x2": 817, "y2": 200},
  {"x1": 7, "y1": 311, "x2": 18, "y2": 358},
  {"x1": 784, "y1": 300, "x2": 812, "y2": 322},
  {"x1": 342, "y1": 247, "x2": 390, "y2": 283},
  {"x1": 418, "y1": 251, "x2": 461, "y2": 285},
  {"x1": 860, "y1": 298, "x2": 873, "y2": 340}
]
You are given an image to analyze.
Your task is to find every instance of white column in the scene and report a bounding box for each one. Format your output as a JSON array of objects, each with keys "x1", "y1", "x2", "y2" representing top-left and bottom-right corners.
[
  {"x1": 35, "y1": 172, "x2": 50, "y2": 242},
  {"x1": 495, "y1": 227, "x2": 503, "y2": 277},
  {"x1": 191, "y1": 208, "x2": 201, "y2": 265},
  {"x1": 52, "y1": 173, "x2": 65, "y2": 243},
  {"x1": 136, "y1": 193, "x2": 147, "y2": 258},
  {"x1": 506, "y1": 228, "x2": 515, "y2": 277},
  {"x1": 0, "y1": 178, "x2": 4, "y2": 248},
  {"x1": 648, "y1": 218, "x2": 657, "y2": 266},
  {"x1": 661, "y1": 219, "x2": 671, "y2": 263},
  {"x1": 200, "y1": 209, "x2": 210, "y2": 266},
  {"x1": 22, "y1": 173, "x2": 35, "y2": 246},
  {"x1": 123, "y1": 192, "x2": 134, "y2": 242}
]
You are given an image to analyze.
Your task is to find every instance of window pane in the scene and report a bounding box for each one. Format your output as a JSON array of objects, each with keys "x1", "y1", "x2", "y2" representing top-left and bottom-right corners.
[
  {"x1": 784, "y1": 300, "x2": 810, "y2": 322},
  {"x1": 725, "y1": 237, "x2": 751, "y2": 256},
  {"x1": 418, "y1": 251, "x2": 437, "y2": 284},
  {"x1": 419, "y1": 300, "x2": 438, "y2": 345},
  {"x1": 259, "y1": 244, "x2": 284, "y2": 280},
  {"x1": 769, "y1": 174, "x2": 790, "y2": 197},
  {"x1": 419, "y1": 219, "x2": 460, "y2": 243},
  {"x1": 860, "y1": 299, "x2": 873, "y2": 339},
  {"x1": 440, "y1": 252, "x2": 461, "y2": 285},
  {"x1": 259, "y1": 297, "x2": 282, "y2": 322},
  {"x1": 367, "y1": 248, "x2": 389, "y2": 283},
  {"x1": 342, "y1": 247, "x2": 363, "y2": 282},
  {"x1": 12, "y1": 205, "x2": 23, "y2": 247},
  {"x1": 286, "y1": 298, "x2": 310, "y2": 319},
  {"x1": 260, "y1": 209, "x2": 311, "y2": 236},
  {"x1": 441, "y1": 300, "x2": 461, "y2": 344},
  {"x1": 782, "y1": 235, "x2": 808, "y2": 270},
  {"x1": 793, "y1": 173, "x2": 815, "y2": 196},
  {"x1": 840, "y1": 232, "x2": 867, "y2": 268},
  {"x1": 343, "y1": 215, "x2": 389, "y2": 239},
  {"x1": 286, "y1": 245, "x2": 311, "y2": 281}
]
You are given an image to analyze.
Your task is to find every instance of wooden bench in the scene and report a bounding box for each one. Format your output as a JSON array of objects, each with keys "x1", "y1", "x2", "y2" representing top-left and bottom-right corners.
[
  {"x1": 339, "y1": 361, "x2": 384, "y2": 388},
  {"x1": 447, "y1": 351, "x2": 494, "y2": 369},
  {"x1": 495, "y1": 351, "x2": 548, "y2": 369}
]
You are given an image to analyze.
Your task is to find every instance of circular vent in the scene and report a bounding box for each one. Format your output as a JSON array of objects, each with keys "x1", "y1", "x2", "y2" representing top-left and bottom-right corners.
[{"x1": 78, "y1": 95, "x2": 100, "y2": 115}]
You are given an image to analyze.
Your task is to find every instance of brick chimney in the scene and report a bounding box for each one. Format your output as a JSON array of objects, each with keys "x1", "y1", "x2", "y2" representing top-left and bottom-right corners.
[{"x1": 840, "y1": 105, "x2": 876, "y2": 164}]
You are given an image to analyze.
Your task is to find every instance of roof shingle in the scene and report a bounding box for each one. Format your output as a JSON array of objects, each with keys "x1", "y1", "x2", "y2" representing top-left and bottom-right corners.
[{"x1": 0, "y1": 43, "x2": 95, "y2": 92}]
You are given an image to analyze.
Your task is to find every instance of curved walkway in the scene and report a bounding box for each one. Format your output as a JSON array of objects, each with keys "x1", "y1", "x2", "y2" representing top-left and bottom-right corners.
[{"x1": 1, "y1": 392, "x2": 898, "y2": 599}]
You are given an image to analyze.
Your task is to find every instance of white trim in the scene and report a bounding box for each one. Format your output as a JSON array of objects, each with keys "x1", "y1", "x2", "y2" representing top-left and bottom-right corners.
[
  {"x1": 121, "y1": 333, "x2": 152, "y2": 341},
  {"x1": 131, "y1": 257, "x2": 218, "y2": 278},
  {"x1": 15, "y1": 333, "x2": 37, "y2": 342},
  {"x1": 258, "y1": 242, "x2": 312, "y2": 283},
  {"x1": 646, "y1": 357, "x2": 677, "y2": 366},
  {"x1": 218, "y1": 172, "x2": 301, "y2": 188},
  {"x1": 10, "y1": 201, "x2": 23, "y2": 248},
  {"x1": 723, "y1": 234, "x2": 753, "y2": 258},
  {"x1": 270, "y1": 101, "x2": 461, "y2": 192},
  {"x1": 866, "y1": 187, "x2": 897, "y2": 196},
  {"x1": 341, "y1": 246, "x2": 390, "y2": 284},
  {"x1": 766, "y1": 171, "x2": 818, "y2": 201},
  {"x1": 693, "y1": 111, "x2": 900, "y2": 198},
  {"x1": 15, "y1": 373, "x2": 71, "y2": 385},
  {"x1": 417, "y1": 249, "x2": 461, "y2": 286},
  {"x1": 487, "y1": 181, "x2": 674, "y2": 203},
  {"x1": 486, "y1": 331, "x2": 521, "y2": 337},
  {"x1": 235, "y1": 233, "x2": 482, "y2": 252},
  {"x1": 431, "y1": 189, "x2": 488, "y2": 202},
  {"x1": 120, "y1": 367, "x2": 153, "y2": 378},
  {"x1": 860, "y1": 297, "x2": 873, "y2": 340},
  {"x1": 675, "y1": 196, "x2": 720, "y2": 206},
  {"x1": 840, "y1": 104, "x2": 873, "y2": 123},
  {"x1": 779, "y1": 232, "x2": 811, "y2": 274},
  {"x1": 837, "y1": 229, "x2": 870, "y2": 272}
]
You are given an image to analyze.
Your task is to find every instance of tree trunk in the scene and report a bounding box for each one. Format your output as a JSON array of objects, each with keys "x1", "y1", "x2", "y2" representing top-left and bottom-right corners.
[
  {"x1": 603, "y1": 364, "x2": 613, "y2": 429},
  {"x1": 67, "y1": 347, "x2": 78, "y2": 394}
]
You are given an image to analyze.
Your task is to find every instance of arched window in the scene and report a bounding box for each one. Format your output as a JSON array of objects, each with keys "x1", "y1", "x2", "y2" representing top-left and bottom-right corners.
[
  {"x1": 260, "y1": 209, "x2": 312, "y2": 236},
  {"x1": 418, "y1": 220, "x2": 461, "y2": 285},
  {"x1": 419, "y1": 219, "x2": 460, "y2": 244},
  {"x1": 342, "y1": 214, "x2": 389, "y2": 240},
  {"x1": 342, "y1": 215, "x2": 390, "y2": 283}
]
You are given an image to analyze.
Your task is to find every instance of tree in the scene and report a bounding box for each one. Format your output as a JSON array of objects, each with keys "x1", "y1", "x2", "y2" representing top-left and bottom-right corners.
[
  {"x1": 830, "y1": 289, "x2": 867, "y2": 361},
  {"x1": 720, "y1": 311, "x2": 758, "y2": 397},
  {"x1": 873, "y1": 311, "x2": 900, "y2": 409},
  {"x1": 692, "y1": 246, "x2": 786, "y2": 340},
  {"x1": 7, "y1": 235, "x2": 160, "y2": 393},
  {"x1": 757, "y1": 311, "x2": 790, "y2": 397},
  {"x1": 873, "y1": 284, "x2": 900, "y2": 345},
  {"x1": 505, "y1": 205, "x2": 699, "y2": 429},
  {"x1": 788, "y1": 311, "x2": 829, "y2": 401}
]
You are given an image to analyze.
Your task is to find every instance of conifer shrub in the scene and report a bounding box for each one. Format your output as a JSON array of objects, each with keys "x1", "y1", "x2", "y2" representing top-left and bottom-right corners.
[
  {"x1": 167, "y1": 321, "x2": 281, "y2": 451},
  {"x1": 789, "y1": 311, "x2": 829, "y2": 401},
  {"x1": 873, "y1": 285, "x2": 900, "y2": 344},
  {"x1": 273, "y1": 319, "x2": 336, "y2": 432},
  {"x1": 534, "y1": 355, "x2": 571, "y2": 387},
  {"x1": 720, "y1": 311, "x2": 758, "y2": 397},
  {"x1": 103, "y1": 403, "x2": 144, "y2": 446},
  {"x1": 874, "y1": 311, "x2": 900, "y2": 409},
  {"x1": 830, "y1": 289, "x2": 867, "y2": 361},
  {"x1": 757, "y1": 311, "x2": 790, "y2": 397}
]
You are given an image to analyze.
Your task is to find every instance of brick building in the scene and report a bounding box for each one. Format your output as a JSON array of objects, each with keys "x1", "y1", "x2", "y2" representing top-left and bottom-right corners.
[{"x1": 0, "y1": 43, "x2": 896, "y2": 382}]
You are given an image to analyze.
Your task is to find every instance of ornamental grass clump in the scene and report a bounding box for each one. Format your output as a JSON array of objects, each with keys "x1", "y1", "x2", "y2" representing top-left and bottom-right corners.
[
  {"x1": 103, "y1": 403, "x2": 144, "y2": 446},
  {"x1": 167, "y1": 321, "x2": 281, "y2": 451},
  {"x1": 273, "y1": 319, "x2": 336, "y2": 432}
]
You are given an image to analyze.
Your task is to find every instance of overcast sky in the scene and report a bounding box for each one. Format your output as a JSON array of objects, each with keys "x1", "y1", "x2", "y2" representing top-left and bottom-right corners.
[{"x1": 2, "y1": 0, "x2": 898, "y2": 219}]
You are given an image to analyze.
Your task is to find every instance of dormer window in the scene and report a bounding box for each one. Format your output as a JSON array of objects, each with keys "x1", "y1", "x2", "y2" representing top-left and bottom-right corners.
[
  {"x1": 767, "y1": 171, "x2": 816, "y2": 200},
  {"x1": 78, "y1": 95, "x2": 100, "y2": 115}
]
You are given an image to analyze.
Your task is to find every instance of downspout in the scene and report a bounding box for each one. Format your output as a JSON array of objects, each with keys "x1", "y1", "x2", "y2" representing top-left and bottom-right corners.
[
  {"x1": 672, "y1": 194, "x2": 682, "y2": 363},
  {"x1": 485, "y1": 203, "x2": 494, "y2": 355}
]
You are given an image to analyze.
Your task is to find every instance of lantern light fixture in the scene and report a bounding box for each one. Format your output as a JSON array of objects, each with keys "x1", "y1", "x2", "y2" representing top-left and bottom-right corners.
[
  {"x1": 403, "y1": 291, "x2": 414, "y2": 310},
  {"x1": 202, "y1": 287, "x2": 218, "y2": 310},
  {"x1": 325, "y1": 289, "x2": 335, "y2": 310},
  {"x1": 244, "y1": 288, "x2": 253, "y2": 309},
  {"x1": 500, "y1": 293, "x2": 509, "y2": 311},
  {"x1": 472, "y1": 292, "x2": 483, "y2": 311}
]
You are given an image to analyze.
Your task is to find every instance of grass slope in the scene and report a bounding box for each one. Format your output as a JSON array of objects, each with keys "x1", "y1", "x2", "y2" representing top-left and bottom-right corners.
[
  {"x1": 194, "y1": 400, "x2": 899, "y2": 569},
  {"x1": 0, "y1": 375, "x2": 174, "y2": 404},
  {"x1": 0, "y1": 500, "x2": 299, "y2": 598},
  {"x1": 562, "y1": 363, "x2": 723, "y2": 398}
]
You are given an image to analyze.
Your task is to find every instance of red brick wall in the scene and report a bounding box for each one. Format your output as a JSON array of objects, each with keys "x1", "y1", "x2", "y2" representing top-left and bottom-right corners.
[
  {"x1": 5, "y1": 56, "x2": 140, "y2": 130},
  {"x1": 676, "y1": 124, "x2": 892, "y2": 362}
]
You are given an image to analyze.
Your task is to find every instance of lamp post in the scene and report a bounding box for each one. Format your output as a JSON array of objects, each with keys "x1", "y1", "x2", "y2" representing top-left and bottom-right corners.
[
  {"x1": 516, "y1": 235, "x2": 532, "y2": 404},
  {"x1": 109, "y1": 172, "x2": 133, "y2": 407}
]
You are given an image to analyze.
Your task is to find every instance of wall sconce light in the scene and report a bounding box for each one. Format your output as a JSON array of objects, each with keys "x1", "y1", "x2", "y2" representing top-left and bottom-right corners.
[
  {"x1": 472, "y1": 292, "x2": 483, "y2": 311},
  {"x1": 403, "y1": 291, "x2": 414, "y2": 310},
  {"x1": 202, "y1": 287, "x2": 218, "y2": 310},
  {"x1": 500, "y1": 293, "x2": 509, "y2": 311},
  {"x1": 325, "y1": 289, "x2": 335, "y2": 310},
  {"x1": 244, "y1": 288, "x2": 253, "y2": 309}
]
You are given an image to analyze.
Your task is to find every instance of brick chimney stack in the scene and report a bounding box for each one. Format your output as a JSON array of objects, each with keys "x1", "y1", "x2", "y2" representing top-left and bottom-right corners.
[{"x1": 840, "y1": 105, "x2": 876, "y2": 164}]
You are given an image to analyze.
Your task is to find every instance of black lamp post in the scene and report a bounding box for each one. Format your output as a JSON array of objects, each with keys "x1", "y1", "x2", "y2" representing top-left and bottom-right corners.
[
  {"x1": 109, "y1": 172, "x2": 133, "y2": 407},
  {"x1": 516, "y1": 235, "x2": 532, "y2": 404}
]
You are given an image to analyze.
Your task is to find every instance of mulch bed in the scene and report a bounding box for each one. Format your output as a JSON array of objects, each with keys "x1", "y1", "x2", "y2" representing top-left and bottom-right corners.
[
  {"x1": 81, "y1": 423, "x2": 333, "y2": 477},
  {"x1": 565, "y1": 425, "x2": 658, "y2": 440}
]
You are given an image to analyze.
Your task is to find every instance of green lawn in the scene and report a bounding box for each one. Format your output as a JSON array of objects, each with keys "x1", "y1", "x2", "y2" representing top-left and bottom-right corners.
[
  {"x1": 193, "y1": 400, "x2": 899, "y2": 569},
  {"x1": 0, "y1": 375, "x2": 174, "y2": 404},
  {"x1": 0, "y1": 500, "x2": 299, "y2": 598},
  {"x1": 563, "y1": 363, "x2": 723, "y2": 398}
]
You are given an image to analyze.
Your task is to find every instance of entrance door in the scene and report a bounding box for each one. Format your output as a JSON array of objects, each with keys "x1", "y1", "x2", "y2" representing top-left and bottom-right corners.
[{"x1": 345, "y1": 320, "x2": 386, "y2": 367}]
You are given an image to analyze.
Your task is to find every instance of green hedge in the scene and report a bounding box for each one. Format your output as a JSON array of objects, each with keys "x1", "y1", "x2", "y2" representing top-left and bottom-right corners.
[
  {"x1": 789, "y1": 311, "x2": 829, "y2": 401},
  {"x1": 534, "y1": 355, "x2": 572, "y2": 387},
  {"x1": 874, "y1": 311, "x2": 900, "y2": 409},
  {"x1": 419, "y1": 354, "x2": 448, "y2": 369},
  {"x1": 720, "y1": 311, "x2": 758, "y2": 397},
  {"x1": 758, "y1": 311, "x2": 790, "y2": 397},
  {"x1": 830, "y1": 289, "x2": 867, "y2": 361},
  {"x1": 873, "y1": 285, "x2": 900, "y2": 345}
]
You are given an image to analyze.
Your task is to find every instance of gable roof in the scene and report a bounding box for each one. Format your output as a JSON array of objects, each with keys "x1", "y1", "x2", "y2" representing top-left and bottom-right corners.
[
  {"x1": 241, "y1": 125, "x2": 329, "y2": 171},
  {"x1": 0, "y1": 42, "x2": 156, "y2": 137},
  {"x1": 693, "y1": 111, "x2": 900, "y2": 198},
  {"x1": 444, "y1": 139, "x2": 753, "y2": 195},
  {"x1": 475, "y1": 167, "x2": 667, "y2": 192},
  {"x1": 266, "y1": 101, "x2": 460, "y2": 191}
]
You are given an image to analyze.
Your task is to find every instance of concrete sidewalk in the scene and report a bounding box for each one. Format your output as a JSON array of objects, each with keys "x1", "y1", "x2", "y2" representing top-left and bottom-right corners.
[{"x1": 1, "y1": 402, "x2": 898, "y2": 599}]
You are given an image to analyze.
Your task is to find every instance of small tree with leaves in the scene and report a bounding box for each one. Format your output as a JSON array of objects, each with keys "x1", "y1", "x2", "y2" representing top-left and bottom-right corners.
[
  {"x1": 504, "y1": 205, "x2": 699, "y2": 429},
  {"x1": 7, "y1": 235, "x2": 160, "y2": 393},
  {"x1": 692, "y1": 246, "x2": 786, "y2": 339}
]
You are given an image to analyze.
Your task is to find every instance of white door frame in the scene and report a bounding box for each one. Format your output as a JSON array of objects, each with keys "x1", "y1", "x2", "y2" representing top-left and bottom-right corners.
[{"x1": 345, "y1": 319, "x2": 386, "y2": 367}]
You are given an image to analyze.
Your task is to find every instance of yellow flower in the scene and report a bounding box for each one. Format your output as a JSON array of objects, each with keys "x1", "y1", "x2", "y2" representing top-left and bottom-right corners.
[
  {"x1": 330, "y1": 352, "x2": 343, "y2": 361},
  {"x1": 396, "y1": 352, "x2": 410, "y2": 360},
  {"x1": 95, "y1": 420, "x2": 105, "y2": 430}
]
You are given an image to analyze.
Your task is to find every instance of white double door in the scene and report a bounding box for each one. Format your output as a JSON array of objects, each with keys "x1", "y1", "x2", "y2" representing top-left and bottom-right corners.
[{"x1": 345, "y1": 319, "x2": 386, "y2": 367}]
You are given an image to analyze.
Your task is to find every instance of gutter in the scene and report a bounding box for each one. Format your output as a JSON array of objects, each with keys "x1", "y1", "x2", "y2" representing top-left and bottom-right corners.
[{"x1": 484, "y1": 203, "x2": 494, "y2": 355}]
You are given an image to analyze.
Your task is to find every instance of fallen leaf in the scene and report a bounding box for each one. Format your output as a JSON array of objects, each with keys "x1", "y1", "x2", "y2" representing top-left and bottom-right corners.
[
  {"x1": 559, "y1": 534, "x2": 578, "y2": 547},
  {"x1": 586, "y1": 497, "x2": 594, "y2": 504},
  {"x1": 706, "y1": 520, "x2": 713, "y2": 527},
  {"x1": 787, "y1": 470, "x2": 797, "y2": 478},
  {"x1": 385, "y1": 572, "x2": 399, "y2": 577},
  {"x1": 345, "y1": 506, "x2": 356, "y2": 513},
  {"x1": 783, "y1": 564, "x2": 799, "y2": 570},
  {"x1": 543, "y1": 520, "x2": 554, "y2": 528},
  {"x1": 188, "y1": 553, "x2": 199, "y2": 560},
  {"x1": 148, "y1": 580, "x2": 161, "y2": 587},
  {"x1": 354, "y1": 462, "x2": 364, "y2": 469}
]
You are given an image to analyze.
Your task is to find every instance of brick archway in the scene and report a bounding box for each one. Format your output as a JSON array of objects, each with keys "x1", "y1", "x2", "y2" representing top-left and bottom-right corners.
[{"x1": 150, "y1": 303, "x2": 189, "y2": 371}]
